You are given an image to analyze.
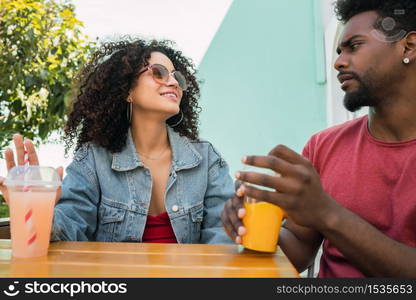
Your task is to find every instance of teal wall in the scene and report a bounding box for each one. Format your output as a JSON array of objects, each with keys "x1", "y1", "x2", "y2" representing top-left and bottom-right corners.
[{"x1": 198, "y1": 0, "x2": 327, "y2": 175}]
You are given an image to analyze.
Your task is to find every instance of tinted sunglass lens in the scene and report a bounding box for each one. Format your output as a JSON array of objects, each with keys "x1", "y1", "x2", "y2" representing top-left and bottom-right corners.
[
  {"x1": 151, "y1": 64, "x2": 187, "y2": 90},
  {"x1": 152, "y1": 65, "x2": 168, "y2": 80},
  {"x1": 174, "y1": 72, "x2": 187, "y2": 90}
]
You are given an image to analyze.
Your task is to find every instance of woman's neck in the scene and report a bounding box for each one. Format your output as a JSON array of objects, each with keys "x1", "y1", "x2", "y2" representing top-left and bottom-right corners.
[{"x1": 130, "y1": 114, "x2": 170, "y2": 156}]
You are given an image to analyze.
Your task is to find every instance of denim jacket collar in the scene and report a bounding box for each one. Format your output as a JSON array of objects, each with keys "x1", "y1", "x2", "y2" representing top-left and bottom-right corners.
[{"x1": 111, "y1": 126, "x2": 202, "y2": 172}]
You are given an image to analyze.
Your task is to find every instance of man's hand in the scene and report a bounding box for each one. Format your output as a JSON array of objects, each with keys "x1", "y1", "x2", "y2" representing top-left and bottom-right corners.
[
  {"x1": 0, "y1": 134, "x2": 63, "y2": 205},
  {"x1": 235, "y1": 144, "x2": 340, "y2": 231}
]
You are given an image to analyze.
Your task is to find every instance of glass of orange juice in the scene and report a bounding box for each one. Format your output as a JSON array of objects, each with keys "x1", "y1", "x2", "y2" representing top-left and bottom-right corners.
[
  {"x1": 241, "y1": 165, "x2": 285, "y2": 253},
  {"x1": 5, "y1": 166, "x2": 61, "y2": 258}
]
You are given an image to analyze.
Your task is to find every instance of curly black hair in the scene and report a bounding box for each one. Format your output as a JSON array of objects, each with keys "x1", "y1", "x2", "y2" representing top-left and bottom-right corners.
[
  {"x1": 64, "y1": 38, "x2": 201, "y2": 153},
  {"x1": 335, "y1": 0, "x2": 416, "y2": 38}
]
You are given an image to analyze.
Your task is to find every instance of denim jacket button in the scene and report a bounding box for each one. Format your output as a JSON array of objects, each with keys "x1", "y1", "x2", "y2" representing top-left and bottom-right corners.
[{"x1": 172, "y1": 205, "x2": 179, "y2": 212}]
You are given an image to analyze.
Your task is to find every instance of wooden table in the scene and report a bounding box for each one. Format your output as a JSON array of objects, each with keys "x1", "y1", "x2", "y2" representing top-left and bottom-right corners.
[{"x1": 0, "y1": 240, "x2": 299, "y2": 278}]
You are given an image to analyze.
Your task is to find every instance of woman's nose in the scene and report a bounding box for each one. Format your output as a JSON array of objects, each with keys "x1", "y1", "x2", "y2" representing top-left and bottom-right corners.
[{"x1": 166, "y1": 73, "x2": 179, "y2": 88}]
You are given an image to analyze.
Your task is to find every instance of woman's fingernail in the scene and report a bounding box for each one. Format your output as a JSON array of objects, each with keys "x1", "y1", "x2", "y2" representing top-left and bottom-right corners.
[
  {"x1": 235, "y1": 236, "x2": 242, "y2": 244},
  {"x1": 236, "y1": 187, "x2": 243, "y2": 197},
  {"x1": 237, "y1": 187, "x2": 246, "y2": 197},
  {"x1": 238, "y1": 226, "x2": 246, "y2": 236},
  {"x1": 235, "y1": 172, "x2": 241, "y2": 179},
  {"x1": 238, "y1": 208, "x2": 246, "y2": 218},
  {"x1": 242, "y1": 156, "x2": 247, "y2": 163}
]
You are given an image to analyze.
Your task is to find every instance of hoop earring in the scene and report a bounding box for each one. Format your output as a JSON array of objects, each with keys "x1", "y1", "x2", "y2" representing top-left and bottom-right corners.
[
  {"x1": 168, "y1": 111, "x2": 183, "y2": 127},
  {"x1": 126, "y1": 101, "x2": 132, "y2": 123}
]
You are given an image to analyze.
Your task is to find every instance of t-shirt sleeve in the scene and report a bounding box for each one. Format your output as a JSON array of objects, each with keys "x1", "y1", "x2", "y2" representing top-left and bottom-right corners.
[
  {"x1": 302, "y1": 138, "x2": 313, "y2": 161},
  {"x1": 301, "y1": 134, "x2": 321, "y2": 173}
]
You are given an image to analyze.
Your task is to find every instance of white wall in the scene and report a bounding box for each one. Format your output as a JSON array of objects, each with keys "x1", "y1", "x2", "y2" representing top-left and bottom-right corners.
[{"x1": 72, "y1": 0, "x2": 233, "y2": 66}]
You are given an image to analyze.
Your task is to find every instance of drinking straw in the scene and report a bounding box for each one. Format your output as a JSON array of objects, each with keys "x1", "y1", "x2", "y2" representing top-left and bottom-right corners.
[{"x1": 23, "y1": 151, "x2": 37, "y2": 246}]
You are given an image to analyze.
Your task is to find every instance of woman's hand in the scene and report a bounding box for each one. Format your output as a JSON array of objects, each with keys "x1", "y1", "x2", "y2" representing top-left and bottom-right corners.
[
  {"x1": 0, "y1": 134, "x2": 63, "y2": 205},
  {"x1": 221, "y1": 180, "x2": 247, "y2": 244}
]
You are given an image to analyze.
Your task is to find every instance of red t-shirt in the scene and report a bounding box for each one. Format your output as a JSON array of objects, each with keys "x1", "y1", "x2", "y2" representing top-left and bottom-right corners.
[
  {"x1": 142, "y1": 212, "x2": 178, "y2": 243},
  {"x1": 302, "y1": 115, "x2": 416, "y2": 277}
]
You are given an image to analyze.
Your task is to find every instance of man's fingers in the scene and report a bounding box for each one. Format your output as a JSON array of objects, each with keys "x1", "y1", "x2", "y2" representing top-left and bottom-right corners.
[
  {"x1": 4, "y1": 148, "x2": 16, "y2": 171},
  {"x1": 242, "y1": 155, "x2": 295, "y2": 177},
  {"x1": 24, "y1": 139, "x2": 39, "y2": 165},
  {"x1": 12, "y1": 134, "x2": 25, "y2": 165},
  {"x1": 236, "y1": 170, "x2": 297, "y2": 193},
  {"x1": 268, "y1": 144, "x2": 310, "y2": 166}
]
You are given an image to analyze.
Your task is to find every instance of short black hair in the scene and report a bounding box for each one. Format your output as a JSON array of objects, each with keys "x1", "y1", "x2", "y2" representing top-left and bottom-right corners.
[{"x1": 335, "y1": 0, "x2": 416, "y2": 38}]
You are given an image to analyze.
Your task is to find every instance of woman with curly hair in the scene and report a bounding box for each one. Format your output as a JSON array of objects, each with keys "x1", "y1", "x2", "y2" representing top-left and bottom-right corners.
[{"x1": 1, "y1": 38, "x2": 234, "y2": 244}]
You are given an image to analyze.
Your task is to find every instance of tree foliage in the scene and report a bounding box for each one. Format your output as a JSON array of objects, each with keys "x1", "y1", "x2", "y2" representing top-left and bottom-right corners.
[{"x1": 0, "y1": 0, "x2": 95, "y2": 150}]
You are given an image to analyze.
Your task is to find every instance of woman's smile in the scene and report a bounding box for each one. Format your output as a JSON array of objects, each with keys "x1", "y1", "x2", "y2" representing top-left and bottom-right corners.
[{"x1": 160, "y1": 90, "x2": 179, "y2": 102}]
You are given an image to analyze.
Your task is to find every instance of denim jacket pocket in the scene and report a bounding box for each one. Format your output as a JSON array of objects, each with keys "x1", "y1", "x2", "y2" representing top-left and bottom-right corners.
[
  {"x1": 96, "y1": 199, "x2": 127, "y2": 242},
  {"x1": 189, "y1": 202, "x2": 203, "y2": 242}
]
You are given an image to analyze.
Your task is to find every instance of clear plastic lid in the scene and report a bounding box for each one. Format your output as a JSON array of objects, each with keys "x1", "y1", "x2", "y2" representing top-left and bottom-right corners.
[{"x1": 5, "y1": 166, "x2": 61, "y2": 187}]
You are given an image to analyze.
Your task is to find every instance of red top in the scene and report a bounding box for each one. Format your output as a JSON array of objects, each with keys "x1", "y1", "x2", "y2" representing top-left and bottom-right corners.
[
  {"x1": 142, "y1": 212, "x2": 178, "y2": 243},
  {"x1": 303, "y1": 115, "x2": 416, "y2": 277}
]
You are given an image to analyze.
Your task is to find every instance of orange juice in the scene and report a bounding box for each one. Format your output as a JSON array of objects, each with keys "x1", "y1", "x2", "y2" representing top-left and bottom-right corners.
[
  {"x1": 242, "y1": 199, "x2": 284, "y2": 252},
  {"x1": 8, "y1": 190, "x2": 56, "y2": 258}
]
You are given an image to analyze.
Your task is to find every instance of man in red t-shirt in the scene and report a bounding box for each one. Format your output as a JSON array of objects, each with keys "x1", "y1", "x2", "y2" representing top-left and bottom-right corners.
[{"x1": 222, "y1": 0, "x2": 416, "y2": 277}]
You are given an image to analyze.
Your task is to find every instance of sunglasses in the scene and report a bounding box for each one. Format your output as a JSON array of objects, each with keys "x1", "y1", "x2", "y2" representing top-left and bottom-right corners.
[{"x1": 138, "y1": 64, "x2": 188, "y2": 91}]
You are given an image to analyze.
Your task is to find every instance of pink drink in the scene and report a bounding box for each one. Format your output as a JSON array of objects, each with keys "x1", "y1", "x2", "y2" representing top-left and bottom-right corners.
[{"x1": 8, "y1": 190, "x2": 56, "y2": 258}]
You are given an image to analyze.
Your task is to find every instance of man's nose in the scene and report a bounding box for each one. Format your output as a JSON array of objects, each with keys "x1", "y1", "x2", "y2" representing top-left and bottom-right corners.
[{"x1": 334, "y1": 53, "x2": 349, "y2": 71}]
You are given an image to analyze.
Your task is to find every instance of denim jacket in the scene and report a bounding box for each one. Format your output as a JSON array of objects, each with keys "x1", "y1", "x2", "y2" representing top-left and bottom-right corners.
[{"x1": 51, "y1": 127, "x2": 234, "y2": 244}]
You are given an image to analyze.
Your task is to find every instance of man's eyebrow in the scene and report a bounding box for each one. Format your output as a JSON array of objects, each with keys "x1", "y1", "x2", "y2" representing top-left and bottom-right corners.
[{"x1": 336, "y1": 34, "x2": 366, "y2": 54}]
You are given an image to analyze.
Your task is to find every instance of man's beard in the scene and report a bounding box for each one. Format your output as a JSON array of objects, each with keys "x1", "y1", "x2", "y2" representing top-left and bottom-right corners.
[{"x1": 343, "y1": 74, "x2": 379, "y2": 113}]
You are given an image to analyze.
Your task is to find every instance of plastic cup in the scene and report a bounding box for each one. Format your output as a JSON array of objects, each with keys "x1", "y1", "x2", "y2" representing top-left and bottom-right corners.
[
  {"x1": 5, "y1": 166, "x2": 61, "y2": 258},
  {"x1": 241, "y1": 166, "x2": 285, "y2": 253}
]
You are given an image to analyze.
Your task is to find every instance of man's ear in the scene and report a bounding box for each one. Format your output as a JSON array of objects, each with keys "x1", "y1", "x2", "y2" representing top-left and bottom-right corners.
[{"x1": 403, "y1": 31, "x2": 416, "y2": 61}]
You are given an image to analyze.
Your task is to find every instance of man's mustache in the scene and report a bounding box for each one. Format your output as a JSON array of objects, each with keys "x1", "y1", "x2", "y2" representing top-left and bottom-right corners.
[{"x1": 338, "y1": 71, "x2": 361, "y2": 82}]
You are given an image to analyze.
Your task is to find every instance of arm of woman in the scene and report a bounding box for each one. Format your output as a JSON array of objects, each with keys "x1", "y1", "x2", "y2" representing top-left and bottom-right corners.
[
  {"x1": 200, "y1": 145, "x2": 235, "y2": 244},
  {"x1": 52, "y1": 145, "x2": 100, "y2": 241}
]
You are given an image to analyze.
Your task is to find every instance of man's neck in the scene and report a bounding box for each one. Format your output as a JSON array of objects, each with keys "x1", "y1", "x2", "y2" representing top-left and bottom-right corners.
[{"x1": 368, "y1": 94, "x2": 416, "y2": 142}]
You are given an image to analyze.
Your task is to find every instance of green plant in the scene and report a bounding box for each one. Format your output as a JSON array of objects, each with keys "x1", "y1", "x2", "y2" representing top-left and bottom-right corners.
[
  {"x1": 0, "y1": 0, "x2": 95, "y2": 150},
  {"x1": 0, "y1": 195, "x2": 9, "y2": 218}
]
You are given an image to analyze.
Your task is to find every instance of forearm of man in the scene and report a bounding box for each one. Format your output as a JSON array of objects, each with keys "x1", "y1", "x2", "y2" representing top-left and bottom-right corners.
[
  {"x1": 320, "y1": 205, "x2": 416, "y2": 277},
  {"x1": 279, "y1": 220, "x2": 323, "y2": 273}
]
